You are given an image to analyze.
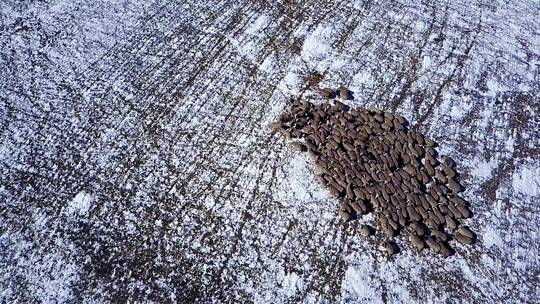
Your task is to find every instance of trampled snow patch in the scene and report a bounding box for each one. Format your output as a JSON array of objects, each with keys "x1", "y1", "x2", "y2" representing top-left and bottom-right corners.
[
  {"x1": 280, "y1": 271, "x2": 304, "y2": 297},
  {"x1": 301, "y1": 24, "x2": 336, "y2": 69},
  {"x1": 511, "y1": 165, "x2": 540, "y2": 197},
  {"x1": 352, "y1": 70, "x2": 374, "y2": 86},
  {"x1": 471, "y1": 158, "x2": 499, "y2": 181},
  {"x1": 287, "y1": 156, "x2": 312, "y2": 201},
  {"x1": 278, "y1": 71, "x2": 303, "y2": 95},
  {"x1": 260, "y1": 55, "x2": 276, "y2": 73},
  {"x1": 482, "y1": 226, "x2": 504, "y2": 249},
  {"x1": 65, "y1": 191, "x2": 94, "y2": 216},
  {"x1": 342, "y1": 263, "x2": 382, "y2": 303},
  {"x1": 246, "y1": 14, "x2": 271, "y2": 36},
  {"x1": 485, "y1": 79, "x2": 508, "y2": 98},
  {"x1": 279, "y1": 152, "x2": 330, "y2": 207}
]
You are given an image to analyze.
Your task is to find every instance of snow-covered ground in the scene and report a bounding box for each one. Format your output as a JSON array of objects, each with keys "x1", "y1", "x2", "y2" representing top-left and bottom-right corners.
[{"x1": 1, "y1": 0, "x2": 539, "y2": 302}]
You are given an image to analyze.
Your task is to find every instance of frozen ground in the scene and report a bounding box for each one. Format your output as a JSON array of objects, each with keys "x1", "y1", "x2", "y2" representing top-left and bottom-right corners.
[{"x1": 1, "y1": 0, "x2": 539, "y2": 302}]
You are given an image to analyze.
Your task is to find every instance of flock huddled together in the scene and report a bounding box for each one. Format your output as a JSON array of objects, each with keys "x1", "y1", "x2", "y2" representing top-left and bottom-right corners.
[{"x1": 272, "y1": 88, "x2": 476, "y2": 257}]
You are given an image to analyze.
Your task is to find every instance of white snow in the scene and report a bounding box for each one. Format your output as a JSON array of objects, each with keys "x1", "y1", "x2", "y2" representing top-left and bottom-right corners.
[
  {"x1": 2, "y1": 0, "x2": 539, "y2": 302},
  {"x1": 342, "y1": 264, "x2": 382, "y2": 303},
  {"x1": 301, "y1": 24, "x2": 336, "y2": 70},
  {"x1": 512, "y1": 165, "x2": 540, "y2": 197},
  {"x1": 280, "y1": 271, "x2": 304, "y2": 297},
  {"x1": 65, "y1": 191, "x2": 94, "y2": 216},
  {"x1": 278, "y1": 71, "x2": 303, "y2": 95},
  {"x1": 260, "y1": 55, "x2": 276, "y2": 73},
  {"x1": 485, "y1": 79, "x2": 507, "y2": 98},
  {"x1": 482, "y1": 226, "x2": 504, "y2": 249},
  {"x1": 246, "y1": 14, "x2": 271, "y2": 36},
  {"x1": 471, "y1": 158, "x2": 499, "y2": 180}
]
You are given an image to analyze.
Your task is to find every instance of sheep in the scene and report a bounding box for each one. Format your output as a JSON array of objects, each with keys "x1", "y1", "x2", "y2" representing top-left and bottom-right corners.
[
  {"x1": 457, "y1": 205, "x2": 471, "y2": 218},
  {"x1": 448, "y1": 204, "x2": 463, "y2": 219},
  {"x1": 447, "y1": 177, "x2": 463, "y2": 193},
  {"x1": 359, "y1": 224, "x2": 374, "y2": 237},
  {"x1": 425, "y1": 137, "x2": 436, "y2": 147},
  {"x1": 442, "y1": 164, "x2": 457, "y2": 178},
  {"x1": 442, "y1": 155, "x2": 456, "y2": 168},
  {"x1": 384, "y1": 241, "x2": 398, "y2": 256},
  {"x1": 425, "y1": 161, "x2": 435, "y2": 176},
  {"x1": 350, "y1": 201, "x2": 364, "y2": 215},
  {"x1": 317, "y1": 88, "x2": 334, "y2": 99},
  {"x1": 278, "y1": 100, "x2": 475, "y2": 257},
  {"x1": 457, "y1": 226, "x2": 474, "y2": 238},
  {"x1": 455, "y1": 233, "x2": 473, "y2": 244},
  {"x1": 338, "y1": 86, "x2": 351, "y2": 100},
  {"x1": 430, "y1": 229, "x2": 448, "y2": 242},
  {"x1": 438, "y1": 242, "x2": 452, "y2": 257},
  {"x1": 406, "y1": 207, "x2": 422, "y2": 222},
  {"x1": 289, "y1": 142, "x2": 307, "y2": 152},
  {"x1": 450, "y1": 195, "x2": 468, "y2": 208},
  {"x1": 435, "y1": 169, "x2": 447, "y2": 184},
  {"x1": 410, "y1": 222, "x2": 426, "y2": 236},
  {"x1": 270, "y1": 121, "x2": 284, "y2": 132},
  {"x1": 426, "y1": 237, "x2": 440, "y2": 253},
  {"x1": 339, "y1": 205, "x2": 352, "y2": 222},
  {"x1": 410, "y1": 234, "x2": 425, "y2": 251}
]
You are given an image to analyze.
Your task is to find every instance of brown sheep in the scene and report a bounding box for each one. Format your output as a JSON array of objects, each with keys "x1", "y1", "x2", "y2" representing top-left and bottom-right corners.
[
  {"x1": 359, "y1": 224, "x2": 374, "y2": 237},
  {"x1": 289, "y1": 142, "x2": 307, "y2": 152},
  {"x1": 457, "y1": 226, "x2": 474, "y2": 238},
  {"x1": 431, "y1": 229, "x2": 448, "y2": 242},
  {"x1": 442, "y1": 164, "x2": 457, "y2": 178},
  {"x1": 426, "y1": 237, "x2": 440, "y2": 253},
  {"x1": 338, "y1": 86, "x2": 351, "y2": 100},
  {"x1": 447, "y1": 177, "x2": 463, "y2": 193},
  {"x1": 410, "y1": 222, "x2": 426, "y2": 236},
  {"x1": 442, "y1": 155, "x2": 456, "y2": 168},
  {"x1": 317, "y1": 88, "x2": 334, "y2": 99},
  {"x1": 435, "y1": 169, "x2": 447, "y2": 183},
  {"x1": 450, "y1": 195, "x2": 468, "y2": 207},
  {"x1": 438, "y1": 242, "x2": 452, "y2": 257},
  {"x1": 425, "y1": 137, "x2": 436, "y2": 147},
  {"x1": 455, "y1": 233, "x2": 473, "y2": 245},
  {"x1": 445, "y1": 215, "x2": 458, "y2": 231},
  {"x1": 457, "y1": 205, "x2": 471, "y2": 218},
  {"x1": 410, "y1": 234, "x2": 425, "y2": 251},
  {"x1": 384, "y1": 241, "x2": 398, "y2": 256},
  {"x1": 277, "y1": 100, "x2": 475, "y2": 257},
  {"x1": 339, "y1": 204, "x2": 352, "y2": 221}
]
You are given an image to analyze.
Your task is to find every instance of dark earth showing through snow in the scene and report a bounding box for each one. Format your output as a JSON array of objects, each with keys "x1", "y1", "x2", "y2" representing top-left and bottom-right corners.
[{"x1": 1, "y1": 0, "x2": 539, "y2": 303}]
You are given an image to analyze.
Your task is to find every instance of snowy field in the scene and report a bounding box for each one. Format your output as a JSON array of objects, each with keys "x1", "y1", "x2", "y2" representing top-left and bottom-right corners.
[{"x1": 1, "y1": 0, "x2": 539, "y2": 302}]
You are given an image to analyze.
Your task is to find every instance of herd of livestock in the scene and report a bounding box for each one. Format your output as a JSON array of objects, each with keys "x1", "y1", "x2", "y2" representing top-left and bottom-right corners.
[{"x1": 272, "y1": 88, "x2": 475, "y2": 257}]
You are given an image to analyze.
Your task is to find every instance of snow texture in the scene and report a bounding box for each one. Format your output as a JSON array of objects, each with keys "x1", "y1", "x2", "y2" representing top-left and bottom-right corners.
[{"x1": 1, "y1": 0, "x2": 539, "y2": 302}]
